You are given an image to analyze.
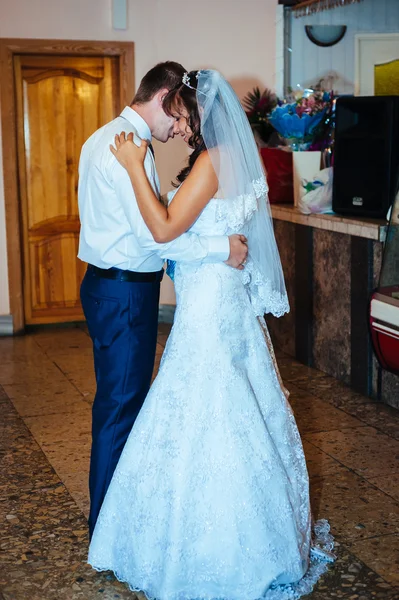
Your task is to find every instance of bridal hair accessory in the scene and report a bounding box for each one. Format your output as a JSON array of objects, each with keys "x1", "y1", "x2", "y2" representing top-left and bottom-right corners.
[{"x1": 182, "y1": 70, "x2": 202, "y2": 90}]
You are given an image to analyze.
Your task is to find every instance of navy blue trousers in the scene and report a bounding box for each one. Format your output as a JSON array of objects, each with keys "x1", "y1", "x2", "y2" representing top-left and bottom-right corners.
[{"x1": 80, "y1": 268, "x2": 161, "y2": 538}]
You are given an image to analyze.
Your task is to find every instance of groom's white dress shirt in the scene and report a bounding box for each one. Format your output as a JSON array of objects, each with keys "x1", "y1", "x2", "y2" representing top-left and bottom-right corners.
[{"x1": 78, "y1": 106, "x2": 230, "y2": 272}]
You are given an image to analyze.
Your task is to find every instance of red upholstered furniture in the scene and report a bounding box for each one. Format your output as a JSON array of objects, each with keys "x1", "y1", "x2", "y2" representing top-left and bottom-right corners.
[{"x1": 370, "y1": 288, "x2": 399, "y2": 376}]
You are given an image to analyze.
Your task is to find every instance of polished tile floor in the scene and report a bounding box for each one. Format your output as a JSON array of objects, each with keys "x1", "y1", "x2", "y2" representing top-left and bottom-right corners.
[{"x1": 0, "y1": 324, "x2": 399, "y2": 600}]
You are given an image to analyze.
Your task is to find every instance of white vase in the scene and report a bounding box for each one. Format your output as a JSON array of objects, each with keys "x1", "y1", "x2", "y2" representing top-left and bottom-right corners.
[{"x1": 292, "y1": 151, "x2": 322, "y2": 208}]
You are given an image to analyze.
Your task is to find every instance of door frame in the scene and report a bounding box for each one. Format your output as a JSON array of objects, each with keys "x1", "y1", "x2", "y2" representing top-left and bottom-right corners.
[
  {"x1": 0, "y1": 38, "x2": 135, "y2": 333},
  {"x1": 355, "y1": 33, "x2": 399, "y2": 96}
]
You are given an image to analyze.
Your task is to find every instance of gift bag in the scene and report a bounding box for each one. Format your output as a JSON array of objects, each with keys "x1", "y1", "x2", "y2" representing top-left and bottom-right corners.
[
  {"x1": 298, "y1": 167, "x2": 333, "y2": 215},
  {"x1": 260, "y1": 148, "x2": 294, "y2": 204}
]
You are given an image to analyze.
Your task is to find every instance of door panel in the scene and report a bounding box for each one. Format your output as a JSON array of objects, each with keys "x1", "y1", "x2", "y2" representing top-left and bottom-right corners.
[
  {"x1": 30, "y1": 230, "x2": 85, "y2": 313},
  {"x1": 375, "y1": 59, "x2": 399, "y2": 96},
  {"x1": 14, "y1": 55, "x2": 119, "y2": 324},
  {"x1": 356, "y1": 34, "x2": 399, "y2": 96}
]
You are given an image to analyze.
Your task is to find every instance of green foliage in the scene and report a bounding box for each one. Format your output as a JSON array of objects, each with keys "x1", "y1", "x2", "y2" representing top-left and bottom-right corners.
[{"x1": 243, "y1": 87, "x2": 279, "y2": 144}]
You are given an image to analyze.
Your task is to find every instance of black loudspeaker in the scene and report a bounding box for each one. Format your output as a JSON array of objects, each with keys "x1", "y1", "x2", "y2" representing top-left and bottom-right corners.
[{"x1": 333, "y1": 96, "x2": 399, "y2": 218}]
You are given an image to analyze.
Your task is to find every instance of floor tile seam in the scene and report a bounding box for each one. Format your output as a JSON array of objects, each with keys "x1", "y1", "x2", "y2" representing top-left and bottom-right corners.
[
  {"x1": 314, "y1": 403, "x2": 399, "y2": 442},
  {"x1": 6, "y1": 405, "x2": 91, "y2": 420},
  {"x1": 0, "y1": 360, "x2": 54, "y2": 367},
  {"x1": 50, "y1": 362, "x2": 91, "y2": 405},
  {"x1": 308, "y1": 461, "x2": 399, "y2": 505},
  {"x1": 82, "y1": 397, "x2": 94, "y2": 407},
  {"x1": 304, "y1": 423, "x2": 399, "y2": 440},
  {"x1": 310, "y1": 456, "x2": 399, "y2": 480},
  {"x1": 290, "y1": 383, "x2": 367, "y2": 408},
  {"x1": 5, "y1": 394, "x2": 90, "y2": 404},
  {"x1": 0, "y1": 379, "x2": 69, "y2": 387},
  {"x1": 18, "y1": 423, "x2": 92, "y2": 447},
  {"x1": 345, "y1": 531, "x2": 399, "y2": 543},
  {"x1": 289, "y1": 386, "x2": 376, "y2": 415},
  {"x1": 0, "y1": 393, "x2": 89, "y2": 521},
  {"x1": 8, "y1": 399, "x2": 91, "y2": 428},
  {"x1": 39, "y1": 458, "x2": 90, "y2": 473},
  {"x1": 51, "y1": 361, "x2": 89, "y2": 401},
  {"x1": 340, "y1": 418, "x2": 399, "y2": 443},
  {"x1": 367, "y1": 473, "x2": 399, "y2": 483},
  {"x1": 301, "y1": 424, "x2": 370, "y2": 434},
  {"x1": 303, "y1": 437, "x2": 399, "y2": 483},
  {"x1": 318, "y1": 462, "x2": 399, "y2": 487},
  {"x1": 27, "y1": 438, "x2": 91, "y2": 449},
  {"x1": 2, "y1": 384, "x2": 86, "y2": 395},
  {"x1": 358, "y1": 478, "x2": 399, "y2": 505},
  {"x1": 46, "y1": 468, "x2": 89, "y2": 491},
  {"x1": 0, "y1": 394, "x2": 44, "y2": 453},
  {"x1": 337, "y1": 541, "x2": 396, "y2": 589},
  {"x1": 290, "y1": 381, "x2": 399, "y2": 440},
  {"x1": 285, "y1": 373, "x2": 334, "y2": 384},
  {"x1": 303, "y1": 425, "x2": 379, "y2": 440},
  {"x1": 290, "y1": 377, "x2": 371, "y2": 402},
  {"x1": 32, "y1": 337, "x2": 44, "y2": 351}
]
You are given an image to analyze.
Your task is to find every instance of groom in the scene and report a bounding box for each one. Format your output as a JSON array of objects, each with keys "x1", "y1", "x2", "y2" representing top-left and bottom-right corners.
[{"x1": 78, "y1": 61, "x2": 248, "y2": 538}]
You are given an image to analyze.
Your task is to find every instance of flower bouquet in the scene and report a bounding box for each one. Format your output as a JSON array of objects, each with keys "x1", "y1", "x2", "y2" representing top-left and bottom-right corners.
[
  {"x1": 267, "y1": 85, "x2": 334, "y2": 207},
  {"x1": 268, "y1": 85, "x2": 333, "y2": 151}
]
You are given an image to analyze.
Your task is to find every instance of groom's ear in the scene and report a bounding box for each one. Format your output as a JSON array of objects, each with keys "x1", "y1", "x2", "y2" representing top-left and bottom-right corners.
[{"x1": 156, "y1": 88, "x2": 170, "y2": 106}]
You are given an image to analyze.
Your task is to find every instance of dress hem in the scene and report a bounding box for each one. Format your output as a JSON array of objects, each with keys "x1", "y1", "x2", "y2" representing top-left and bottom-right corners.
[{"x1": 89, "y1": 519, "x2": 335, "y2": 600}]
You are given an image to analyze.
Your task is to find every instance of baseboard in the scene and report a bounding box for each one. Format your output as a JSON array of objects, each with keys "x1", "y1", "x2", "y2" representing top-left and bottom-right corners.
[
  {"x1": 0, "y1": 309, "x2": 174, "y2": 334},
  {"x1": 0, "y1": 315, "x2": 13, "y2": 336},
  {"x1": 158, "y1": 304, "x2": 176, "y2": 324}
]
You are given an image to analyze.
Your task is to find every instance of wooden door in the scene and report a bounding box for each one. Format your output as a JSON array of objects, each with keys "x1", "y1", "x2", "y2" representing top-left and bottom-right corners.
[{"x1": 14, "y1": 54, "x2": 119, "y2": 324}]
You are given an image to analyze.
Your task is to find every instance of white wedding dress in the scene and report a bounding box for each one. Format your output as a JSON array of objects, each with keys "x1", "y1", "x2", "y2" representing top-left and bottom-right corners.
[{"x1": 88, "y1": 194, "x2": 334, "y2": 600}]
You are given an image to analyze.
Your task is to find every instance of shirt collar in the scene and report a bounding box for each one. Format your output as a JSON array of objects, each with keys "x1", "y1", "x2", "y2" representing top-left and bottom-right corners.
[{"x1": 120, "y1": 106, "x2": 152, "y2": 142}]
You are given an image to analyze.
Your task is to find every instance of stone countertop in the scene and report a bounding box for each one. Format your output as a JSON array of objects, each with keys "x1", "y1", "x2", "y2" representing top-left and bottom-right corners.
[{"x1": 270, "y1": 204, "x2": 388, "y2": 242}]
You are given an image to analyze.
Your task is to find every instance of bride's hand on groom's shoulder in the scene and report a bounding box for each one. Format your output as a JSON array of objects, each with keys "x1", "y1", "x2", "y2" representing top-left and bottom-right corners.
[{"x1": 110, "y1": 131, "x2": 147, "y2": 170}]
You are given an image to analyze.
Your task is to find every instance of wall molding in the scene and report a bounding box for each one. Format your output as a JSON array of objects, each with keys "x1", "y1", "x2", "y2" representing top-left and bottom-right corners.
[
  {"x1": 0, "y1": 314, "x2": 13, "y2": 336},
  {"x1": 158, "y1": 304, "x2": 175, "y2": 324}
]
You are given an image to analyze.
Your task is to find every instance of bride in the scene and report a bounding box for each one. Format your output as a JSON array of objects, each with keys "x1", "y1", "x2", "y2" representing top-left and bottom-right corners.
[{"x1": 88, "y1": 69, "x2": 334, "y2": 599}]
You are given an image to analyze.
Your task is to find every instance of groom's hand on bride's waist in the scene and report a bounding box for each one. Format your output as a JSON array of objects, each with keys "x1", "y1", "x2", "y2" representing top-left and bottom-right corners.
[{"x1": 225, "y1": 234, "x2": 248, "y2": 270}]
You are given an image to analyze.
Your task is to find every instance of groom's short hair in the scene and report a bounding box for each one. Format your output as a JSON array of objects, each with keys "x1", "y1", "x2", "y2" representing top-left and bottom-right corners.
[{"x1": 132, "y1": 61, "x2": 185, "y2": 105}]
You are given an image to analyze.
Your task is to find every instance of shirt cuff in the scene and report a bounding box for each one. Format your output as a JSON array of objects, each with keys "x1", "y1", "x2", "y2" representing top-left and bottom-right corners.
[{"x1": 202, "y1": 235, "x2": 230, "y2": 263}]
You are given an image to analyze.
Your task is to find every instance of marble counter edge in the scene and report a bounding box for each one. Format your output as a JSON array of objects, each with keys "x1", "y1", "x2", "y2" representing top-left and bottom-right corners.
[{"x1": 270, "y1": 205, "x2": 388, "y2": 242}]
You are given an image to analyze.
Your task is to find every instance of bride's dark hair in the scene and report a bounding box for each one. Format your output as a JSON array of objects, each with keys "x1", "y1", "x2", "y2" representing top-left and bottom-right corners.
[{"x1": 163, "y1": 71, "x2": 206, "y2": 185}]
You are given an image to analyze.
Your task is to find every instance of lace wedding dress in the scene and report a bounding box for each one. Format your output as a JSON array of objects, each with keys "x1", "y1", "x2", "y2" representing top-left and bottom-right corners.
[{"x1": 88, "y1": 194, "x2": 334, "y2": 599}]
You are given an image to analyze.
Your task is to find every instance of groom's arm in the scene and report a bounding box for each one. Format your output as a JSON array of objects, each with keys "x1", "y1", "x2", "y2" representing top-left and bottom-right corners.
[{"x1": 111, "y1": 159, "x2": 231, "y2": 264}]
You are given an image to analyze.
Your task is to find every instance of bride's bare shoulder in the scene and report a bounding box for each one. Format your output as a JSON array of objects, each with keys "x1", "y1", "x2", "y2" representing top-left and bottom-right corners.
[{"x1": 189, "y1": 150, "x2": 216, "y2": 179}]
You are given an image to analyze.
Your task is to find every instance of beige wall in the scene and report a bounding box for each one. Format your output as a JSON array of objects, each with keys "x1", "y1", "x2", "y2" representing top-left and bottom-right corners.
[{"x1": 0, "y1": 0, "x2": 278, "y2": 314}]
